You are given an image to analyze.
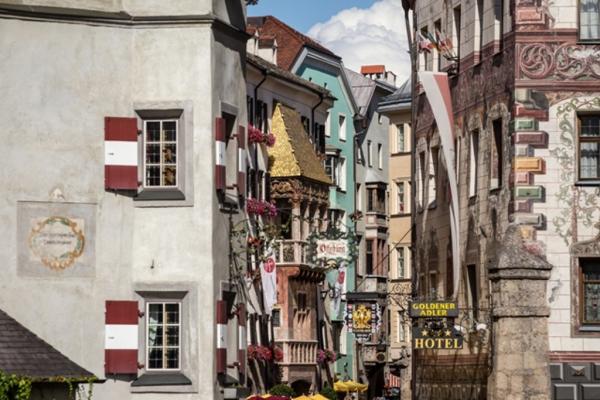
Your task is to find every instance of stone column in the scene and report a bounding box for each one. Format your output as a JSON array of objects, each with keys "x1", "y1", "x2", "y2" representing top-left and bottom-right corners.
[{"x1": 487, "y1": 225, "x2": 552, "y2": 400}]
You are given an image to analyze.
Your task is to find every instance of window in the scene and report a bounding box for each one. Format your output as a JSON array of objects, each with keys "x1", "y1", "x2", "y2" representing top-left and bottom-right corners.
[
  {"x1": 366, "y1": 239, "x2": 374, "y2": 275},
  {"x1": 491, "y1": 119, "x2": 503, "y2": 189},
  {"x1": 420, "y1": 26, "x2": 429, "y2": 71},
  {"x1": 147, "y1": 302, "x2": 181, "y2": 370},
  {"x1": 328, "y1": 209, "x2": 345, "y2": 231},
  {"x1": 396, "y1": 124, "x2": 405, "y2": 152},
  {"x1": 377, "y1": 143, "x2": 383, "y2": 169},
  {"x1": 339, "y1": 114, "x2": 347, "y2": 141},
  {"x1": 367, "y1": 187, "x2": 386, "y2": 213},
  {"x1": 247, "y1": 96, "x2": 254, "y2": 126},
  {"x1": 580, "y1": 259, "x2": 600, "y2": 325},
  {"x1": 434, "y1": 19, "x2": 442, "y2": 71},
  {"x1": 325, "y1": 155, "x2": 338, "y2": 185},
  {"x1": 325, "y1": 112, "x2": 331, "y2": 137},
  {"x1": 418, "y1": 152, "x2": 426, "y2": 207},
  {"x1": 397, "y1": 312, "x2": 405, "y2": 342},
  {"x1": 469, "y1": 130, "x2": 479, "y2": 197},
  {"x1": 428, "y1": 147, "x2": 439, "y2": 206},
  {"x1": 580, "y1": 0, "x2": 600, "y2": 40},
  {"x1": 578, "y1": 114, "x2": 600, "y2": 180},
  {"x1": 494, "y1": 0, "x2": 504, "y2": 49},
  {"x1": 467, "y1": 264, "x2": 479, "y2": 320},
  {"x1": 144, "y1": 120, "x2": 178, "y2": 188},
  {"x1": 356, "y1": 183, "x2": 362, "y2": 211},
  {"x1": 475, "y1": 0, "x2": 484, "y2": 55},
  {"x1": 367, "y1": 141, "x2": 373, "y2": 167},
  {"x1": 396, "y1": 181, "x2": 405, "y2": 213},
  {"x1": 338, "y1": 157, "x2": 347, "y2": 191},
  {"x1": 272, "y1": 308, "x2": 281, "y2": 327},
  {"x1": 453, "y1": 6, "x2": 462, "y2": 61},
  {"x1": 297, "y1": 292, "x2": 307, "y2": 311},
  {"x1": 397, "y1": 247, "x2": 405, "y2": 279}
]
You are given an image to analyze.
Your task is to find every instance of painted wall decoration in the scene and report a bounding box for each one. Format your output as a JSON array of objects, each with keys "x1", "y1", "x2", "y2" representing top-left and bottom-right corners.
[
  {"x1": 17, "y1": 202, "x2": 96, "y2": 277},
  {"x1": 549, "y1": 97, "x2": 600, "y2": 246}
]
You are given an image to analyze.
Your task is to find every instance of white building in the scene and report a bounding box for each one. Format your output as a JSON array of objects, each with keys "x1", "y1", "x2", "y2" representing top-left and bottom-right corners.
[{"x1": 0, "y1": 1, "x2": 250, "y2": 399}]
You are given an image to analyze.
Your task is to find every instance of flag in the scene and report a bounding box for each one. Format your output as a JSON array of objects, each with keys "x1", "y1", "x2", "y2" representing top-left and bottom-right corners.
[{"x1": 260, "y1": 246, "x2": 277, "y2": 315}]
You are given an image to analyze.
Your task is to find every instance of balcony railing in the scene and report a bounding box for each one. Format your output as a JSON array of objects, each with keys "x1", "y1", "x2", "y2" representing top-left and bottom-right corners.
[
  {"x1": 274, "y1": 240, "x2": 307, "y2": 265},
  {"x1": 275, "y1": 339, "x2": 318, "y2": 365}
]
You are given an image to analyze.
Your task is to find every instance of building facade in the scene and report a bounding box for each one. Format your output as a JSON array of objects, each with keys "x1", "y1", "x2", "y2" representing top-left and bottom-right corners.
[
  {"x1": 0, "y1": 1, "x2": 250, "y2": 399},
  {"x1": 247, "y1": 16, "x2": 360, "y2": 383},
  {"x1": 377, "y1": 78, "x2": 413, "y2": 400},
  {"x1": 413, "y1": 0, "x2": 600, "y2": 399}
]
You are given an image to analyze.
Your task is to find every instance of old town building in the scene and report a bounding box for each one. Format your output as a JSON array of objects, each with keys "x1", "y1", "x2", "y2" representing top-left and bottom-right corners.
[
  {"x1": 245, "y1": 37, "x2": 335, "y2": 393},
  {"x1": 377, "y1": 77, "x2": 413, "y2": 400},
  {"x1": 413, "y1": 0, "x2": 600, "y2": 399},
  {"x1": 0, "y1": 1, "x2": 250, "y2": 399}
]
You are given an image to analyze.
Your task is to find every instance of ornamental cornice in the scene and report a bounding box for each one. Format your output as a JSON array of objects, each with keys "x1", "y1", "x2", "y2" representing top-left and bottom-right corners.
[{"x1": 518, "y1": 42, "x2": 600, "y2": 81}]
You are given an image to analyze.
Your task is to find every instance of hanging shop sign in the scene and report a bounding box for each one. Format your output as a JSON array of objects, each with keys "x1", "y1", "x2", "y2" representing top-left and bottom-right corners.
[
  {"x1": 409, "y1": 301, "x2": 458, "y2": 318},
  {"x1": 307, "y1": 227, "x2": 358, "y2": 266},
  {"x1": 412, "y1": 325, "x2": 463, "y2": 349},
  {"x1": 345, "y1": 303, "x2": 381, "y2": 340}
]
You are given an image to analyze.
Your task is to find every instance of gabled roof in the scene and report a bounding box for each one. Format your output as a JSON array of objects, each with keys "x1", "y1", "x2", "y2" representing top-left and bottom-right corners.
[
  {"x1": 247, "y1": 15, "x2": 340, "y2": 70},
  {"x1": 345, "y1": 68, "x2": 376, "y2": 117},
  {"x1": 0, "y1": 309, "x2": 95, "y2": 380},
  {"x1": 378, "y1": 77, "x2": 412, "y2": 110},
  {"x1": 247, "y1": 53, "x2": 335, "y2": 100},
  {"x1": 268, "y1": 103, "x2": 331, "y2": 185}
]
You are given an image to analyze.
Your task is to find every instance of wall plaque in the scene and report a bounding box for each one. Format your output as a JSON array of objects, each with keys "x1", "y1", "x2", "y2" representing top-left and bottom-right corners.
[{"x1": 17, "y1": 202, "x2": 96, "y2": 277}]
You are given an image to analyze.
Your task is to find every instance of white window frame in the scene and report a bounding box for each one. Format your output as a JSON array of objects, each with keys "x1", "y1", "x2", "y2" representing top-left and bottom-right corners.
[
  {"x1": 397, "y1": 246, "x2": 405, "y2": 279},
  {"x1": 396, "y1": 124, "x2": 405, "y2": 153},
  {"x1": 396, "y1": 181, "x2": 405, "y2": 214},
  {"x1": 338, "y1": 113, "x2": 347, "y2": 141},
  {"x1": 338, "y1": 157, "x2": 347, "y2": 191},
  {"x1": 377, "y1": 143, "x2": 383, "y2": 169},
  {"x1": 325, "y1": 155, "x2": 339, "y2": 186},
  {"x1": 368, "y1": 141, "x2": 373, "y2": 167},
  {"x1": 325, "y1": 112, "x2": 331, "y2": 137},
  {"x1": 146, "y1": 301, "x2": 182, "y2": 371},
  {"x1": 428, "y1": 146, "x2": 438, "y2": 206},
  {"x1": 143, "y1": 119, "x2": 179, "y2": 189},
  {"x1": 397, "y1": 312, "x2": 405, "y2": 342},
  {"x1": 356, "y1": 183, "x2": 362, "y2": 211},
  {"x1": 475, "y1": 0, "x2": 484, "y2": 54}
]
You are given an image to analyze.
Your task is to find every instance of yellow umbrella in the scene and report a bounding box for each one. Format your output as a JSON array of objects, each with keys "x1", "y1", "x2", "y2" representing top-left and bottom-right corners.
[
  {"x1": 293, "y1": 396, "x2": 311, "y2": 400},
  {"x1": 333, "y1": 381, "x2": 349, "y2": 392},
  {"x1": 342, "y1": 381, "x2": 359, "y2": 392},
  {"x1": 355, "y1": 383, "x2": 368, "y2": 392},
  {"x1": 311, "y1": 394, "x2": 329, "y2": 400}
]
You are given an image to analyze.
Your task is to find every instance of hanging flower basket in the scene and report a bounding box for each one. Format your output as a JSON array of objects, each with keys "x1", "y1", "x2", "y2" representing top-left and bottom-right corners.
[
  {"x1": 248, "y1": 344, "x2": 274, "y2": 361},
  {"x1": 248, "y1": 124, "x2": 276, "y2": 147},
  {"x1": 317, "y1": 349, "x2": 337, "y2": 364},
  {"x1": 247, "y1": 198, "x2": 278, "y2": 217},
  {"x1": 272, "y1": 345, "x2": 284, "y2": 362}
]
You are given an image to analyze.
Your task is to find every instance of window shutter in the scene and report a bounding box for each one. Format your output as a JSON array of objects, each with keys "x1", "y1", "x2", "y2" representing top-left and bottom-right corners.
[
  {"x1": 216, "y1": 300, "x2": 228, "y2": 375},
  {"x1": 104, "y1": 300, "x2": 139, "y2": 375},
  {"x1": 237, "y1": 303, "x2": 247, "y2": 379},
  {"x1": 104, "y1": 117, "x2": 139, "y2": 190},
  {"x1": 215, "y1": 117, "x2": 227, "y2": 192},
  {"x1": 237, "y1": 126, "x2": 246, "y2": 199}
]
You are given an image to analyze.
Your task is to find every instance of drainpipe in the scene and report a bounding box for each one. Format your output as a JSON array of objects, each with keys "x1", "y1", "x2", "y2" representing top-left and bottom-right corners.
[{"x1": 311, "y1": 93, "x2": 324, "y2": 152}]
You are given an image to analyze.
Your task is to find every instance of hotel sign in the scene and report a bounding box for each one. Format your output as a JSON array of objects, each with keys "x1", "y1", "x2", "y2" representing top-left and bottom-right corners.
[
  {"x1": 409, "y1": 301, "x2": 458, "y2": 318},
  {"x1": 413, "y1": 326, "x2": 463, "y2": 349}
]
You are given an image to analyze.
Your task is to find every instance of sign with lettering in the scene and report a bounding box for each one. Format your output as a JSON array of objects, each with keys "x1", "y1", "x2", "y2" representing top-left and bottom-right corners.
[
  {"x1": 17, "y1": 201, "x2": 96, "y2": 277},
  {"x1": 409, "y1": 301, "x2": 458, "y2": 318},
  {"x1": 316, "y1": 239, "x2": 348, "y2": 260},
  {"x1": 345, "y1": 303, "x2": 381, "y2": 341},
  {"x1": 413, "y1": 326, "x2": 463, "y2": 349}
]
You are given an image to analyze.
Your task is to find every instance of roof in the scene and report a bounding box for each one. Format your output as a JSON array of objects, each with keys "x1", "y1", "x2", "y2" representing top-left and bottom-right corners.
[
  {"x1": 247, "y1": 53, "x2": 334, "y2": 100},
  {"x1": 345, "y1": 68, "x2": 376, "y2": 117},
  {"x1": 361, "y1": 65, "x2": 386, "y2": 74},
  {"x1": 268, "y1": 103, "x2": 331, "y2": 185},
  {"x1": 247, "y1": 16, "x2": 340, "y2": 70},
  {"x1": 378, "y1": 77, "x2": 412, "y2": 109},
  {"x1": 0, "y1": 309, "x2": 95, "y2": 381}
]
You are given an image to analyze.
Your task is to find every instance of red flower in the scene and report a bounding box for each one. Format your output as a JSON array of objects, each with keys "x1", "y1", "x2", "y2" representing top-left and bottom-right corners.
[{"x1": 273, "y1": 345, "x2": 284, "y2": 362}]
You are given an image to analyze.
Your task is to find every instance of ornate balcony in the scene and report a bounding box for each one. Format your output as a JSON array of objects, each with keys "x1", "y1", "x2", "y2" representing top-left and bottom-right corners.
[
  {"x1": 275, "y1": 339, "x2": 318, "y2": 365},
  {"x1": 274, "y1": 240, "x2": 307, "y2": 265}
]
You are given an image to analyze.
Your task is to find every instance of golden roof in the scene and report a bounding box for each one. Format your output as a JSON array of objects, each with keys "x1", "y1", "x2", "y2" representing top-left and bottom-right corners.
[{"x1": 268, "y1": 103, "x2": 331, "y2": 185}]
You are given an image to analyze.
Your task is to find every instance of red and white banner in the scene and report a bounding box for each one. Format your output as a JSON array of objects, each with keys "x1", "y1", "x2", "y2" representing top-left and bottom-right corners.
[
  {"x1": 105, "y1": 300, "x2": 139, "y2": 374},
  {"x1": 237, "y1": 125, "x2": 246, "y2": 198},
  {"x1": 216, "y1": 300, "x2": 227, "y2": 375},
  {"x1": 419, "y1": 72, "x2": 460, "y2": 299},
  {"x1": 104, "y1": 117, "x2": 138, "y2": 190},
  {"x1": 215, "y1": 117, "x2": 227, "y2": 192},
  {"x1": 237, "y1": 303, "x2": 247, "y2": 377},
  {"x1": 260, "y1": 247, "x2": 277, "y2": 315}
]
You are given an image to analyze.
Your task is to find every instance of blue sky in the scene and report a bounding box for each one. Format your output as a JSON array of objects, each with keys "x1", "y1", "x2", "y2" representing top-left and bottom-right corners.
[
  {"x1": 247, "y1": 0, "x2": 410, "y2": 82},
  {"x1": 248, "y1": 0, "x2": 378, "y2": 33}
]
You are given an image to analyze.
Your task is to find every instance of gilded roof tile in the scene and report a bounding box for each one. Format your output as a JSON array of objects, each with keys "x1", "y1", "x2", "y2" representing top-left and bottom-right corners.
[{"x1": 268, "y1": 103, "x2": 331, "y2": 185}]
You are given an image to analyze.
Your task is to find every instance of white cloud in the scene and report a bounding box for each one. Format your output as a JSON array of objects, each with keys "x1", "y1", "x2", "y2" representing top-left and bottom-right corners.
[{"x1": 307, "y1": 0, "x2": 411, "y2": 85}]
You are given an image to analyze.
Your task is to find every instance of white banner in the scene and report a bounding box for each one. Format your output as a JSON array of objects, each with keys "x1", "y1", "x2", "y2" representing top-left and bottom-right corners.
[{"x1": 260, "y1": 247, "x2": 277, "y2": 315}]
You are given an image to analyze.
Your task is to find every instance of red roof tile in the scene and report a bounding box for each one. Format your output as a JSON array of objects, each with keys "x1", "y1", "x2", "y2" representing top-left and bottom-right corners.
[{"x1": 247, "y1": 16, "x2": 340, "y2": 70}]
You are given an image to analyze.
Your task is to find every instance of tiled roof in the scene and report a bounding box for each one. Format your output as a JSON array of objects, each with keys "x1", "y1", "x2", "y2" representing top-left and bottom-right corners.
[
  {"x1": 0, "y1": 309, "x2": 95, "y2": 380},
  {"x1": 379, "y1": 77, "x2": 412, "y2": 107},
  {"x1": 247, "y1": 53, "x2": 334, "y2": 99},
  {"x1": 247, "y1": 16, "x2": 340, "y2": 70},
  {"x1": 268, "y1": 103, "x2": 331, "y2": 185},
  {"x1": 361, "y1": 65, "x2": 386, "y2": 74}
]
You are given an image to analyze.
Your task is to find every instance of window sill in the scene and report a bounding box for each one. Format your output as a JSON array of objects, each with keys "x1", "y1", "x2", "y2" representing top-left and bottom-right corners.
[
  {"x1": 578, "y1": 325, "x2": 600, "y2": 333},
  {"x1": 336, "y1": 188, "x2": 347, "y2": 194},
  {"x1": 575, "y1": 180, "x2": 600, "y2": 187},
  {"x1": 391, "y1": 151, "x2": 410, "y2": 157},
  {"x1": 390, "y1": 213, "x2": 410, "y2": 218},
  {"x1": 131, "y1": 372, "x2": 192, "y2": 387},
  {"x1": 134, "y1": 188, "x2": 192, "y2": 207}
]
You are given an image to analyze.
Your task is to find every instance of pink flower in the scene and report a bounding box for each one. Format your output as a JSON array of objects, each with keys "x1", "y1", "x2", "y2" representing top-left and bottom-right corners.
[{"x1": 265, "y1": 133, "x2": 276, "y2": 147}]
